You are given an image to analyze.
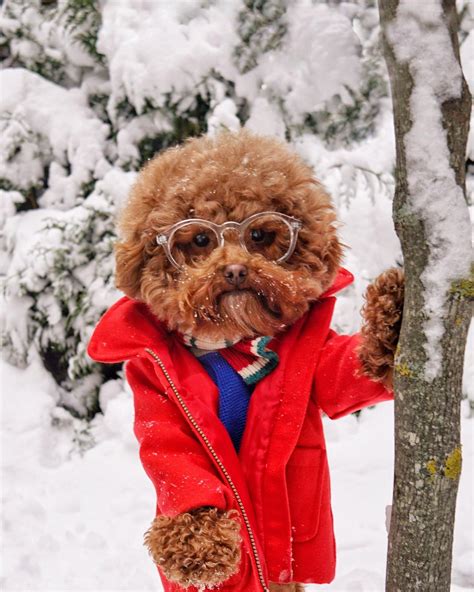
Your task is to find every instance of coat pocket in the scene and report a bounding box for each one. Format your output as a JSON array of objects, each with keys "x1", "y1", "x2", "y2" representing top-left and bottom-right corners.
[{"x1": 285, "y1": 447, "x2": 326, "y2": 542}]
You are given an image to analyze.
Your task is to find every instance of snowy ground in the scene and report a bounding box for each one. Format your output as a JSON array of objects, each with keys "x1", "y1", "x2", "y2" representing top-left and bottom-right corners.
[{"x1": 1, "y1": 356, "x2": 473, "y2": 591}]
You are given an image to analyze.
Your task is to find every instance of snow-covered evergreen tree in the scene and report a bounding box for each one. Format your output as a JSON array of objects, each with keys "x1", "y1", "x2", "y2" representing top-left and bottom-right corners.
[{"x1": 1, "y1": 0, "x2": 471, "y2": 427}]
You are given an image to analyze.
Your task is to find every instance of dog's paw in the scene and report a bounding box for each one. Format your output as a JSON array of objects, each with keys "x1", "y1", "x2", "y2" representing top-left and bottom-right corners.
[
  {"x1": 269, "y1": 584, "x2": 306, "y2": 592},
  {"x1": 144, "y1": 506, "x2": 241, "y2": 588},
  {"x1": 358, "y1": 268, "x2": 404, "y2": 389}
]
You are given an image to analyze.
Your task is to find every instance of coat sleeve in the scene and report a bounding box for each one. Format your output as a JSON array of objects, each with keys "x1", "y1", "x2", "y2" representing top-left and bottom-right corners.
[
  {"x1": 126, "y1": 358, "x2": 229, "y2": 517},
  {"x1": 314, "y1": 330, "x2": 393, "y2": 420}
]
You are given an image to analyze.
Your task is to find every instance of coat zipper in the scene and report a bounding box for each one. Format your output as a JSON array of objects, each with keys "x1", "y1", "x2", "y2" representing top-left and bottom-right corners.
[{"x1": 145, "y1": 348, "x2": 269, "y2": 592}]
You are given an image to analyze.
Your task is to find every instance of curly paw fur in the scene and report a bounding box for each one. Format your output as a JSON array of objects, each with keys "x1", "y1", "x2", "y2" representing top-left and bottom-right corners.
[
  {"x1": 144, "y1": 506, "x2": 241, "y2": 588},
  {"x1": 269, "y1": 583, "x2": 305, "y2": 591},
  {"x1": 358, "y1": 268, "x2": 404, "y2": 389}
]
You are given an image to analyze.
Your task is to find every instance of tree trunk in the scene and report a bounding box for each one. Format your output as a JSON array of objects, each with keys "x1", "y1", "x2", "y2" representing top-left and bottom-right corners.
[{"x1": 378, "y1": 1, "x2": 472, "y2": 591}]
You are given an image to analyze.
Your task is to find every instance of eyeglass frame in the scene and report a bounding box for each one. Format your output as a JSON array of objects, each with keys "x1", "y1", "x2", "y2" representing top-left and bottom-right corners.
[{"x1": 156, "y1": 211, "x2": 303, "y2": 270}]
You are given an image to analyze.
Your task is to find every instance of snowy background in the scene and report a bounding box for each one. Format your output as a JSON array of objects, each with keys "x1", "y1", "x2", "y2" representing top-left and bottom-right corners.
[{"x1": 1, "y1": 0, "x2": 472, "y2": 590}]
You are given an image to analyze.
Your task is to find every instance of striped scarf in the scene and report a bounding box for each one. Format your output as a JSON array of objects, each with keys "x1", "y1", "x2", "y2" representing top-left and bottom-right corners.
[{"x1": 179, "y1": 334, "x2": 279, "y2": 386}]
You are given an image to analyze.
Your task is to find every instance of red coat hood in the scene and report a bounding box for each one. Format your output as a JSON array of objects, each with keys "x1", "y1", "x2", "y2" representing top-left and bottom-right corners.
[{"x1": 87, "y1": 267, "x2": 354, "y2": 364}]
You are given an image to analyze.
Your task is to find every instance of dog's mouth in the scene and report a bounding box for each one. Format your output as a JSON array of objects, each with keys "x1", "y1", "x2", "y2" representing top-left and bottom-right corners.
[
  {"x1": 217, "y1": 287, "x2": 282, "y2": 319},
  {"x1": 211, "y1": 287, "x2": 285, "y2": 340}
]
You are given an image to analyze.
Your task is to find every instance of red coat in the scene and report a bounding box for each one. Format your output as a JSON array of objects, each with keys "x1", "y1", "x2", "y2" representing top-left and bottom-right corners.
[{"x1": 87, "y1": 269, "x2": 393, "y2": 592}]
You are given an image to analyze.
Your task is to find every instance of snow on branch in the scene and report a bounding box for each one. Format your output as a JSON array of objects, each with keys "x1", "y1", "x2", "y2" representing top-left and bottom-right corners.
[{"x1": 388, "y1": 0, "x2": 471, "y2": 381}]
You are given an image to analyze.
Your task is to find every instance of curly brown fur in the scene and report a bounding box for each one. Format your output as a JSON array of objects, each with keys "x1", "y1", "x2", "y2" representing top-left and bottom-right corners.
[
  {"x1": 269, "y1": 583, "x2": 305, "y2": 591},
  {"x1": 144, "y1": 507, "x2": 241, "y2": 588},
  {"x1": 358, "y1": 268, "x2": 405, "y2": 389},
  {"x1": 115, "y1": 130, "x2": 342, "y2": 342}
]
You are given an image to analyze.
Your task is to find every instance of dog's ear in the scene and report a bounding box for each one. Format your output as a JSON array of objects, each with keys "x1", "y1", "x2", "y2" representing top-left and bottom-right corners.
[
  {"x1": 115, "y1": 238, "x2": 146, "y2": 299},
  {"x1": 323, "y1": 233, "x2": 343, "y2": 282},
  {"x1": 305, "y1": 181, "x2": 344, "y2": 288}
]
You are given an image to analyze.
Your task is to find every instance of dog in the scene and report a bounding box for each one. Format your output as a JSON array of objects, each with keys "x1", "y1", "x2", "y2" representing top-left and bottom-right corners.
[{"x1": 88, "y1": 130, "x2": 404, "y2": 592}]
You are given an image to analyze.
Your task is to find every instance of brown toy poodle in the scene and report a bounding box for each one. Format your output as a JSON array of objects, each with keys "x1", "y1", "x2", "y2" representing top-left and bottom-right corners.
[{"x1": 114, "y1": 130, "x2": 404, "y2": 591}]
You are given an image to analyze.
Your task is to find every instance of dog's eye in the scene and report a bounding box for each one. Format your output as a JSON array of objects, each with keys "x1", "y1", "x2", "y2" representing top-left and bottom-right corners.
[
  {"x1": 250, "y1": 228, "x2": 266, "y2": 243},
  {"x1": 193, "y1": 233, "x2": 211, "y2": 247}
]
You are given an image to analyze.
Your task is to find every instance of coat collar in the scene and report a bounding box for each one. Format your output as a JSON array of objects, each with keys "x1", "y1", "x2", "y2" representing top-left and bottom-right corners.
[
  {"x1": 87, "y1": 267, "x2": 354, "y2": 365},
  {"x1": 319, "y1": 266, "x2": 354, "y2": 298}
]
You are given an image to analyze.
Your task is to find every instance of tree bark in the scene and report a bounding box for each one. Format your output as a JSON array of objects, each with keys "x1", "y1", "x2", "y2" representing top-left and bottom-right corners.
[{"x1": 378, "y1": 1, "x2": 472, "y2": 591}]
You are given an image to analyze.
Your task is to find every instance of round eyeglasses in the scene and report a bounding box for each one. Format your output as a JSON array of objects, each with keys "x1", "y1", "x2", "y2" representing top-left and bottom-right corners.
[{"x1": 156, "y1": 211, "x2": 302, "y2": 270}]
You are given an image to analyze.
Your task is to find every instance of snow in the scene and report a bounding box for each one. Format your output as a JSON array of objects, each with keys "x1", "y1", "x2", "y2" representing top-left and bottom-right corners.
[
  {"x1": 0, "y1": 69, "x2": 110, "y2": 210},
  {"x1": 207, "y1": 98, "x2": 241, "y2": 136},
  {"x1": 0, "y1": 2, "x2": 98, "y2": 83},
  {"x1": 1, "y1": 168, "x2": 134, "y2": 411},
  {"x1": 1, "y1": 356, "x2": 157, "y2": 590},
  {"x1": 388, "y1": 1, "x2": 472, "y2": 381},
  {"x1": 246, "y1": 97, "x2": 287, "y2": 139},
  {"x1": 97, "y1": 0, "x2": 363, "y2": 130},
  {"x1": 463, "y1": 323, "x2": 474, "y2": 403},
  {"x1": 98, "y1": 0, "x2": 240, "y2": 116},
  {"x1": 1, "y1": 358, "x2": 472, "y2": 590},
  {"x1": 1, "y1": 1, "x2": 473, "y2": 589},
  {"x1": 236, "y1": 2, "x2": 362, "y2": 120}
]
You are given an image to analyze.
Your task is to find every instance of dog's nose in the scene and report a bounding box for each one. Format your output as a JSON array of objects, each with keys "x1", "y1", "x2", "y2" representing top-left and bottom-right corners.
[{"x1": 224, "y1": 264, "x2": 248, "y2": 287}]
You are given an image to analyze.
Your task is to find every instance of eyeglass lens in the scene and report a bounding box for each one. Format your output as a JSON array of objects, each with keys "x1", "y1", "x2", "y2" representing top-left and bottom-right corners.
[
  {"x1": 169, "y1": 222, "x2": 219, "y2": 267},
  {"x1": 243, "y1": 214, "x2": 292, "y2": 261},
  {"x1": 168, "y1": 214, "x2": 293, "y2": 266}
]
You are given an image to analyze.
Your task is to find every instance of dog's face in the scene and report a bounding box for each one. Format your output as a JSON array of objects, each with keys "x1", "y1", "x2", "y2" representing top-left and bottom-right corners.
[{"x1": 115, "y1": 131, "x2": 342, "y2": 342}]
